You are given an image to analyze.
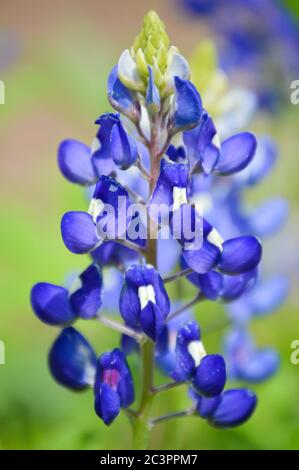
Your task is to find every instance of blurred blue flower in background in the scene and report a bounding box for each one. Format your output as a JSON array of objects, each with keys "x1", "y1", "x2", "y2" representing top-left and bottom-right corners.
[{"x1": 180, "y1": 0, "x2": 299, "y2": 110}]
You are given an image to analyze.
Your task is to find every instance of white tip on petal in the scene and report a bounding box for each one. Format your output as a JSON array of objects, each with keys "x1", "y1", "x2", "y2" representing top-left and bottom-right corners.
[
  {"x1": 118, "y1": 49, "x2": 143, "y2": 90},
  {"x1": 91, "y1": 137, "x2": 101, "y2": 155},
  {"x1": 139, "y1": 105, "x2": 151, "y2": 141},
  {"x1": 84, "y1": 364, "x2": 96, "y2": 386},
  {"x1": 68, "y1": 276, "x2": 83, "y2": 296},
  {"x1": 188, "y1": 340, "x2": 206, "y2": 367},
  {"x1": 166, "y1": 48, "x2": 190, "y2": 89},
  {"x1": 172, "y1": 187, "x2": 188, "y2": 211},
  {"x1": 212, "y1": 133, "x2": 221, "y2": 150},
  {"x1": 138, "y1": 284, "x2": 156, "y2": 310},
  {"x1": 207, "y1": 228, "x2": 224, "y2": 252},
  {"x1": 88, "y1": 198, "x2": 105, "y2": 223}
]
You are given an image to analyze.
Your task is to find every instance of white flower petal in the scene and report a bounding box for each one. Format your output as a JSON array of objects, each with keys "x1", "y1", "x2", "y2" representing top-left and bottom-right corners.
[
  {"x1": 118, "y1": 49, "x2": 143, "y2": 91},
  {"x1": 165, "y1": 47, "x2": 190, "y2": 89}
]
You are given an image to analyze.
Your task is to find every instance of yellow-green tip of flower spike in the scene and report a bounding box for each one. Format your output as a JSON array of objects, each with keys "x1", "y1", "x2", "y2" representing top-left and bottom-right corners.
[
  {"x1": 189, "y1": 40, "x2": 228, "y2": 117},
  {"x1": 118, "y1": 11, "x2": 190, "y2": 96},
  {"x1": 132, "y1": 11, "x2": 170, "y2": 67},
  {"x1": 189, "y1": 40, "x2": 218, "y2": 93}
]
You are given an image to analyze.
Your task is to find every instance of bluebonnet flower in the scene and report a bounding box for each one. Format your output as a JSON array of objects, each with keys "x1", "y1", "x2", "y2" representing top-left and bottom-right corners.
[
  {"x1": 180, "y1": 0, "x2": 299, "y2": 109},
  {"x1": 49, "y1": 327, "x2": 134, "y2": 425},
  {"x1": 172, "y1": 321, "x2": 226, "y2": 397},
  {"x1": 49, "y1": 327, "x2": 97, "y2": 390},
  {"x1": 156, "y1": 308, "x2": 193, "y2": 375},
  {"x1": 31, "y1": 12, "x2": 276, "y2": 445},
  {"x1": 31, "y1": 264, "x2": 103, "y2": 325},
  {"x1": 185, "y1": 265, "x2": 257, "y2": 301},
  {"x1": 228, "y1": 276, "x2": 289, "y2": 324},
  {"x1": 119, "y1": 264, "x2": 170, "y2": 341},
  {"x1": 94, "y1": 348, "x2": 134, "y2": 425},
  {"x1": 61, "y1": 175, "x2": 131, "y2": 254},
  {"x1": 191, "y1": 388, "x2": 257, "y2": 428},
  {"x1": 172, "y1": 77, "x2": 202, "y2": 130},
  {"x1": 183, "y1": 112, "x2": 257, "y2": 175},
  {"x1": 223, "y1": 327, "x2": 279, "y2": 383},
  {"x1": 92, "y1": 241, "x2": 139, "y2": 267}
]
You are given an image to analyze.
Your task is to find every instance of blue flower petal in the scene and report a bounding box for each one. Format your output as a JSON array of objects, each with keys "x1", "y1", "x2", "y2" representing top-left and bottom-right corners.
[
  {"x1": 90, "y1": 175, "x2": 130, "y2": 240},
  {"x1": 240, "y1": 348, "x2": 280, "y2": 383},
  {"x1": 31, "y1": 283, "x2": 76, "y2": 326},
  {"x1": 94, "y1": 382, "x2": 120, "y2": 425},
  {"x1": 119, "y1": 283, "x2": 140, "y2": 328},
  {"x1": 193, "y1": 354, "x2": 226, "y2": 397},
  {"x1": 140, "y1": 302, "x2": 164, "y2": 341},
  {"x1": 173, "y1": 77, "x2": 202, "y2": 130},
  {"x1": 120, "y1": 265, "x2": 170, "y2": 340},
  {"x1": 182, "y1": 239, "x2": 220, "y2": 274},
  {"x1": 215, "y1": 132, "x2": 257, "y2": 175},
  {"x1": 94, "y1": 348, "x2": 134, "y2": 423},
  {"x1": 58, "y1": 139, "x2": 97, "y2": 186},
  {"x1": 235, "y1": 136, "x2": 277, "y2": 187},
  {"x1": 219, "y1": 236, "x2": 262, "y2": 274},
  {"x1": 92, "y1": 241, "x2": 138, "y2": 266},
  {"x1": 175, "y1": 321, "x2": 201, "y2": 377},
  {"x1": 110, "y1": 120, "x2": 138, "y2": 170},
  {"x1": 48, "y1": 327, "x2": 97, "y2": 390},
  {"x1": 194, "y1": 271, "x2": 223, "y2": 300},
  {"x1": 149, "y1": 159, "x2": 189, "y2": 225},
  {"x1": 183, "y1": 111, "x2": 220, "y2": 174},
  {"x1": 146, "y1": 66, "x2": 161, "y2": 114},
  {"x1": 69, "y1": 264, "x2": 103, "y2": 319},
  {"x1": 247, "y1": 197, "x2": 288, "y2": 237},
  {"x1": 108, "y1": 65, "x2": 139, "y2": 116},
  {"x1": 92, "y1": 113, "x2": 120, "y2": 175},
  {"x1": 115, "y1": 351, "x2": 135, "y2": 407},
  {"x1": 208, "y1": 389, "x2": 257, "y2": 428},
  {"x1": 228, "y1": 276, "x2": 289, "y2": 320},
  {"x1": 61, "y1": 211, "x2": 98, "y2": 254},
  {"x1": 196, "y1": 395, "x2": 222, "y2": 419},
  {"x1": 220, "y1": 269, "x2": 257, "y2": 301}
]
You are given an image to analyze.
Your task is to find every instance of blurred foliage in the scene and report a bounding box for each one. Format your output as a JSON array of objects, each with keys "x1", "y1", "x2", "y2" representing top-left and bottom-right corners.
[{"x1": 0, "y1": 9, "x2": 299, "y2": 450}]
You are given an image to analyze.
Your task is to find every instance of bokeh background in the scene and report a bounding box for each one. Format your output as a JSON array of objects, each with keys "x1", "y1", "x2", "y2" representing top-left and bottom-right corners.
[{"x1": 1, "y1": 0, "x2": 299, "y2": 450}]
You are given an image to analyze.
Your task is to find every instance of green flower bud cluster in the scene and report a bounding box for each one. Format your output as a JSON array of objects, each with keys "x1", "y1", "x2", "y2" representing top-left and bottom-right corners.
[{"x1": 117, "y1": 11, "x2": 190, "y2": 98}]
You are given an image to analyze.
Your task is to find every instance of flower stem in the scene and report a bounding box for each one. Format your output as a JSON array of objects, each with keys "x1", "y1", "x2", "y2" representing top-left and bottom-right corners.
[
  {"x1": 151, "y1": 381, "x2": 186, "y2": 394},
  {"x1": 98, "y1": 316, "x2": 144, "y2": 342},
  {"x1": 150, "y1": 407, "x2": 196, "y2": 426},
  {"x1": 166, "y1": 292, "x2": 204, "y2": 322},
  {"x1": 115, "y1": 238, "x2": 146, "y2": 255},
  {"x1": 132, "y1": 339, "x2": 155, "y2": 449},
  {"x1": 130, "y1": 114, "x2": 161, "y2": 450},
  {"x1": 163, "y1": 267, "x2": 193, "y2": 283}
]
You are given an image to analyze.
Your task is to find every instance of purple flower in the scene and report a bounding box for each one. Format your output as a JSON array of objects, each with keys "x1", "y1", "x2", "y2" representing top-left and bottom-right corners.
[
  {"x1": 31, "y1": 264, "x2": 103, "y2": 325},
  {"x1": 61, "y1": 175, "x2": 130, "y2": 254},
  {"x1": 172, "y1": 77, "x2": 203, "y2": 130},
  {"x1": 31, "y1": 12, "x2": 283, "y2": 438},
  {"x1": 193, "y1": 388, "x2": 257, "y2": 428},
  {"x1": 119, "y1": 264, "x2": 170, "y2": 341},
  {"x1": 94, "y1": 348, "x2": 134, "y2": 425},
  {"x1": 224, "y1": 328, "x2": 279, "y2": 383},
  {"x1": 49, "y1": 327, "x2": 97, "y2": 390},
  {"x1": 172, "y1": 321, "x2": 226, "y2": 397}
]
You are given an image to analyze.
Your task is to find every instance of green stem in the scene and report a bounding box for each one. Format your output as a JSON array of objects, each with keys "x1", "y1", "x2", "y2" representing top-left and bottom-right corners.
[
  {"x1": 150, "y1": 407, "x2": 196, "y2": 426},
  {"x1": 131, "y1": 115, "x2": 161, "y2": 450},
  {"x1": 132, "y1": 340, "x2": 155, "y2": 449}
]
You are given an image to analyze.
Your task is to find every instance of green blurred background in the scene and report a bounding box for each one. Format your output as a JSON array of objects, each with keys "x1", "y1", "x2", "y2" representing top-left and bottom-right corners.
[{"x1": 0, "y1": 0, "x2": 299, "y2": 450}]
